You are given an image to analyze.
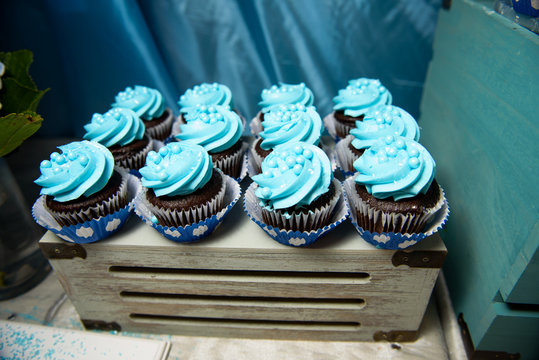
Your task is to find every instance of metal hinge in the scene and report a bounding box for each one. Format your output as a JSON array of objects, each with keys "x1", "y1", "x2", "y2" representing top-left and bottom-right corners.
[
  {"x1": 392, "y1": 250, "x2": 447, "y2": 268},
  {"x1": 39, "y1": 242, "x2": 87, "y2": 260}
]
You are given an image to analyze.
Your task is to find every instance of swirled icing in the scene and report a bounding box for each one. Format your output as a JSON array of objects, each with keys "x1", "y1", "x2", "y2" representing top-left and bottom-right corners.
[
  {"x1": 258, "y1": 82, "x2": 314, "y2": 113},
  {"x1": 35, "y1": 141, "x2": 115, "y2": 202},
  {"x1": 252, "y1": 142, "x2": 333, "y2": 209},
  {"x1": 140, "y1": 142, "x2": 213, "y2": 197},
  {"x1": 350, "y1": 105, "x2": 420, "y2": 150},
  {"x1": 112, "y1": 85, "x2": 165, "y2": 120},
  {"x1": 353, "y1": 136, "x2": 435, "y2": 201},
  {"x1": 178, "y1": 83, "x2": 232, "y2": 113},
  {"x1": 333, "y1": 78, "x2": 392, "y2": 117},
  {"x1": 175, "y1": 105, "x2": 242, "y2": 153},
  {"x1": 259, "y1": 104, "x2": 322, "y2": 150},
  {"x1": 83, "y1": 108, "x2": 145, "y2": 147}
]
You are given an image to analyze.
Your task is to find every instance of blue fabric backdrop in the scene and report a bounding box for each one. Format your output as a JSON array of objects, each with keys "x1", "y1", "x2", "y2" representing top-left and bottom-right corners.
[{"x1": 0, "y1": 0, "x2": 441, "y2": 137}]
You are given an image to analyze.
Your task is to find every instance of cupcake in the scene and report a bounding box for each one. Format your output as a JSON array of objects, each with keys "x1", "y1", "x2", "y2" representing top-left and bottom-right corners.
[
  {"x1": 345, "y1": 136, "x2": 446, "y2": 247},
  {"x1": 139, "y1": 142, "x2": 226, "y2": 228},
  {"x1": 112, "y1": 85, "x2": 173, "y2": 141},
  {"x1": 326, "y1": 78, "x2": 392, "y2": 139},
  {"x1": 175, "y1": 104, "x2": 244, "y2": 178},
  {"x1": 249, "y1": 142, "x2": 343, "y2": 234},
  {"x1": 177, "y1": 82, "x2": 241, "y2": 123},
  {"x1": 250, "y1": 103, "x2": 323, "y2": 175},
  {"x1": 32, "y1": 141, "x2": 135, "y2": 242},
  {"x1": 335, "y1": 105, "x2": 420, "y2": 174},
  {"x1": 251, "y1": 82, "x2": 314, "y2": 136},
  {"x1": 83, "y1": 107, "x2": 152, "y2": 170}
]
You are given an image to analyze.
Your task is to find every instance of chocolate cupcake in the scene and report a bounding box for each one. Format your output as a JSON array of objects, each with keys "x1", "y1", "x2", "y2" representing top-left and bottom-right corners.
[
  {"x1": 175, "y1": 104, "x2": 244, "y2": 179},
  {"x1": 177, "y1": 82, "x2": 242, "y2": 123},
  {"x1": 83, "y1": 107, "x2": 152, "y2": 170},
  {"x1": 251, "y1": 82, "x2": 314, "y2": 136},
  {"x1": 250, "y1": 103, "x2": 322, "y2": 175},
  {"x1": 250, "y1": 142, "x2": 342, "y2": 233},
  {"x1": 326, "y1": 78, "x2": 392, "y2": 139},
  {"x1": 32, "y1": 141, "x2": 136, "y2": 242},
  {"x1": 346, "y1": 136, "x2": 444, "y2": 237},
  {"x1": 138, "y1": 142, "x2": 226, "y2": 228},
  {"x1": 112, "y1": 85, "x2": 173, "y2": 141},
  {"x1": 335, "y1": 105, "x2": 420, "y2": 174}
]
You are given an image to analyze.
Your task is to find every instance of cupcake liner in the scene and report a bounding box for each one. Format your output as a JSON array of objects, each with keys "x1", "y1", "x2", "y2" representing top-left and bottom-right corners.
[
  {"x1": 46, "y1": 173, "x2": 130, "y2": 227},
  {"x1": 243, "y1": 180, "x2": 349, "y2": 247},
  {"x1": 134, "y1": 174, "x2": 241, "y2": 243},
  {"x1": 247, "y1": 140, "x2": 264, "y2": 177},
  {"x1": 116, "y1": 137, "x2": 154, "y2": 171},
  {"x1": 211, "y1": 141, "x2": 246, "y2": 180},
  {"x1": 236, "y1": 142, "x2": 249, "y2": 183},
  {"x1": 334, "y1": 135, "x2": 357, "y2": 177},
  {"x1": 142, "y1": 170, "x2": 227, "y2": 228},
  {"x1": 343, "y1": 177, "x2": 450, "y2": 250},
  {"x1": 323, "y1": 112, "x2": 341, "y2": 141},
  {"x1": 32, "y1": 170, "x2": 140, "y2": 244},
  {"x1": 145, "y1": 108, "x2": 173, "y2": 141},
  {"x1": 250, "y1": 113, "x2": 263, "y2": 137}
]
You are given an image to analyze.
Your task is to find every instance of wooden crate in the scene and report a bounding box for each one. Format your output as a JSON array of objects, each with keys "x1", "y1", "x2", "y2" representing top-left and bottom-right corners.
[{"x1": 39, "y1": 201, "x2": 446, "y2": 342}]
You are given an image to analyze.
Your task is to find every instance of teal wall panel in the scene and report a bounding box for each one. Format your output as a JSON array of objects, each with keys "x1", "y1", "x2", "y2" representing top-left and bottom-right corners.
[{"x1": 419, "y1": 0, "x2": 539, "y2": 356}]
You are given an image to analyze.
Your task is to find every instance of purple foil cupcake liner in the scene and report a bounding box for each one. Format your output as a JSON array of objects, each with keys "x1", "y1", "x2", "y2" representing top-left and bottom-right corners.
[
  {"x1": 243, "y1": 181, "x2": 349, "y2": 247},
  {"x1": 32, "y1": 171, "x2": 141, "y2": 244},
  {"x1": 134, "y1": 174, "x2": 241, "y2": 243},
  {"x1": 343, "y1": 177, "x2": 450, "y2": 250}
]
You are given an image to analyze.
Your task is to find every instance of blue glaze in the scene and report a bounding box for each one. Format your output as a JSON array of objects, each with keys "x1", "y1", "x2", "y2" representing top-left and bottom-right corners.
[
  {"x1": 83, "y1": 107, "x2": 145, "y2": 147},
  {"x1": 175, "y1": 104, "x2": 242, "y2": 153},
  {"x1": 333, "y1": 78, "x2": 392, "y2": 117},
  {"x1": 252, "y1": 142, "x2": 332, "y2": 209},
  {"x1": 140, "y1": 142, "x2": 212, "y2": 196},
  {"x1": 178, "y1": 82, "x2": 232, "y2": 113},
  {"x1": 35, "y1": 141, "x2": 114, "y2": 202},
  {"x1": 259, "y1": 104, "x2": 322, "y2": 150},
  {"x1": 353, "y1": 136, "x2": 435, "y2": 200},
  {"x1": 350, "y1": 105, "x2": 420, "y2": 150},
  {"x1": 258, "y1": 82, "x2": 314, "y2": 113},
  {"x1": 112, "y1": 85, "x2": 166, "y2": 120}
]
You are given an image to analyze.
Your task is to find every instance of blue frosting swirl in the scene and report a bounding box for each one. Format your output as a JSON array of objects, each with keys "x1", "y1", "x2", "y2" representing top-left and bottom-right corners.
[
  {"x1": 175, "y1": 105, "x2": 243, "y2": 153},
  {"x1": 350, "y1": 105, "x2": 420, "y2": 150},
  {"x1": 259, "y1": 104, "x2": 322, "y2": 150},
  {"x1": 333, "y1": 78, "x2": 392, "y2": 117},
  {"x1": 252, "y1": 142, "x2": 333, "y2": 209},
  {"x1": 178, "y1": 83, "x2": 232, "y2": 114},
  {"x1": 353, "y1": 136, "x2": 436, "y2": 201},
  {"x1": 112, "y1": 85, "x2": 166, "y2": 120},
  {"x1": 140, "y1": 142, "x2": 213, "y2": 197},
  {"x1": 35, "y1": 141, "x2": 115, "y2": 202},
  {"x1": 258, "y1": 82, "x2": 314, "y2": 113},
  {"x1": 83, "y1": 108, "x2": 145, "y2": 147}
]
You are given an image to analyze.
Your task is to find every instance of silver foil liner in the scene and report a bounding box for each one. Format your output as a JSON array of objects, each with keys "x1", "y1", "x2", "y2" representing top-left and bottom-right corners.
[
  {"x1": 243, "y1": 179, "x2": 349, "y2": 247},
  {"x1": 116, "y1": 136, "x2": 154, "y2": 171},
  {"x1": 142, "y1": 170, "x2": 227, "y2": 228},
  {"x1": 334, "y1": 135, "x2": 359, "y2": 176},
  {"x1": 343, "y1": 176, "x2": 449, "y2": 249},
  {"x1": 249, "y1": 112, "x2": 263, "y2": 137},
  {"x1": 145, "y1": 108, "x2": 174, "y2": 141},
  {"x1": 211, "y1": 141, "x2": 246, "y2": 180},
  {"x1": 32, "y1": 169, "x2": 140, "y2": 243},
  {"x1": 134, "y1": 173, "x2": 242, "y2": 243}
]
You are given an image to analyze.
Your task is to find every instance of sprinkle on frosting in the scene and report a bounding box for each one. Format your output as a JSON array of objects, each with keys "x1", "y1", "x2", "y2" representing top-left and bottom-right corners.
[
  {"x1": 354, "y1": 136, "x2": 435, "y2": 201},
  {"x1": 259, "y1": 104, "x2": 322, "y2": 150},
  {"x1": 333, "y1": 78, "x2": 392, "y2": 117},
  {"x1": 258, "y1": 82, "x2": 314, "y2": 113},
  {"x1": 83, "y1": 107, "x2": 145, "y2": 147},
  {"x1": 178, "y1": 82, "x2": 232, "y2": 114},
  {"x1": 112, "y1": 85, "x2": 166, "y2": 120},
  {"x1": 252, "y1": 142, "x2": 332, "y2": 209},
  {"x1": 175, "y1": 104, "x2": 243, "y2": 153},
  {"x1": 140, "y1": 142, "x2": 213, "y2": 197},
  {"x1": 350, "y1": 105, "x2": 420, "y2": 150},
  {"x1": 35, "y1": 141, "x2": 115, "y2": 202}
]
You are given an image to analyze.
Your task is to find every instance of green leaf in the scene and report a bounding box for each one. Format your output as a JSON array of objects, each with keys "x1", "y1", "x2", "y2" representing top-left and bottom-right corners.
[
  {"x1": 0, "y1": 50, "x2": 36, "y2": 89},
  {"x1": 0, "y1": 111, "x2": 43, "y2": 157},
  {"x1": 0, "y1": 78, "x2": 48, "y2": 115}
]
